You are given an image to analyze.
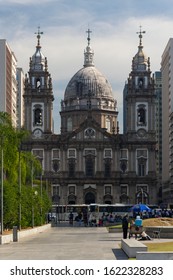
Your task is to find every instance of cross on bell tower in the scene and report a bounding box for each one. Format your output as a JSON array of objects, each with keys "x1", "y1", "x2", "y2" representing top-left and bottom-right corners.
[{"x1": 35, "y1": 26, "x2": 44, "y2": 46}]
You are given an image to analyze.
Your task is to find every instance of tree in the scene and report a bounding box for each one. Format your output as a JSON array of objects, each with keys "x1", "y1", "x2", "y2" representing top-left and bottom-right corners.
[{"x1": 0, "y1": 112, "x2": 51, "y2": 230}]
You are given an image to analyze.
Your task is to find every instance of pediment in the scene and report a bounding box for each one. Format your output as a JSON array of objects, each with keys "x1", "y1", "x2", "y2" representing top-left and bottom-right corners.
[{"x1": 62, "y1": 117, "x2": 115, "y2": 142}]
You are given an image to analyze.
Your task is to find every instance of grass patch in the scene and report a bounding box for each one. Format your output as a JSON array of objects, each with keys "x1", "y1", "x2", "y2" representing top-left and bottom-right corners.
[
  {"x1": 145, "y1": 241, "x2": 173, "y2": 252},
  {"x1": 108, "y1": 224, "x2": 122, "y2": 229}
]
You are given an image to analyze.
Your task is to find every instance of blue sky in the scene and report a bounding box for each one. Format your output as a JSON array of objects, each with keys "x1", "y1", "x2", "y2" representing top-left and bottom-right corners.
[{"x1": 0, "y1": 0, "x2": 173, "y2": 133}]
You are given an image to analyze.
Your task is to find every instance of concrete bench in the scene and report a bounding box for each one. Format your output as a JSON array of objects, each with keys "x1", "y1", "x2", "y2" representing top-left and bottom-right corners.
[
  {"x1": 136, "y1": 251, "x2": 173, "y2": 260},
  {"x1": 121, "y1": 238, "x2": 147, "y2": 258}
]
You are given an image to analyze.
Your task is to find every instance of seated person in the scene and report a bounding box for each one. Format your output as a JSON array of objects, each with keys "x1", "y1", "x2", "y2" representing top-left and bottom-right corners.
[{"x1": 139, "y1": 231, "x2": 151, "y2": 240}]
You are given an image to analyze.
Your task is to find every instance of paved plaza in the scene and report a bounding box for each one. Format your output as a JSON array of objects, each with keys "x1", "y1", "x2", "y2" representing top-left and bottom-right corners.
[
  {"x1": 1, "y1": 224, "x2": 173, "y2": 260},
  {"x1": 0, "y1": 225, "x2": 128, "y2": 260}
]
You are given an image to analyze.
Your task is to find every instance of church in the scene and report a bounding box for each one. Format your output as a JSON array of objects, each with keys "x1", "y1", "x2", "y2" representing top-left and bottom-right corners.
[{"x1": 22, "y1": 28, "x2": 158, "y2": 206}]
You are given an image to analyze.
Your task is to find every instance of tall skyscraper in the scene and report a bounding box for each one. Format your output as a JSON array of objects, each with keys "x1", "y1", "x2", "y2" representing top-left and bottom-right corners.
[
  {"x1": 161, "y1": 39, "x2": 173, "y2": 205},
  {"x1": 0, "y1": 39, "x2": 18, "y2": 127},
  {"x1": 16, "y1": 67, "x2": 25, "y2": 128}
]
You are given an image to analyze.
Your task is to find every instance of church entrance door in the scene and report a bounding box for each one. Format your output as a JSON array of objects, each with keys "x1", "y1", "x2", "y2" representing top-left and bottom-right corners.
[{"x1": 85, "y1": 192, "x2": 95, "y2": 204}]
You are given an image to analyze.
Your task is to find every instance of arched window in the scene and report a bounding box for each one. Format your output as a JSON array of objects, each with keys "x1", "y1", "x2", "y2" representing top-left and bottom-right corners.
[
  {"x1": 138, "y1": 108, "x2": 145, "y2": 124},
  {"x1": 34, "y1": 108, "x2": 42, "y2": 125},
  {"x1": 36, "y1": 78, "x2": 41, "y2": 91},
  {"x1": 138, "y1": 77, "x2": 143, "y2": 88}
]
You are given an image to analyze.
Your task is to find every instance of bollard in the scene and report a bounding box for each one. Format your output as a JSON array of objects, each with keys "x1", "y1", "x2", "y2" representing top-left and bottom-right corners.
[{"x1": 13, "y1": 226, "x2": 18, "y2": 242}]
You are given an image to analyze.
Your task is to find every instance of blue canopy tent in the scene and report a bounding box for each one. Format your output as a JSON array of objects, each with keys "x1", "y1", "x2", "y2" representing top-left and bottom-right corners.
[{"x1": 130, "y1": 204, "x2": 151, "y2": 213}]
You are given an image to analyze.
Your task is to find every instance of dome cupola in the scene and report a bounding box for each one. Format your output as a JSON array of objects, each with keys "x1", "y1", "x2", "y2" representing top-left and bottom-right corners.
[
  {"x1": 60, "y1": 29, "x2": 118, "y2": 134},
  {"x1": 132, "y1": 26, "x2": 150, "y2": 72},
  {"x1": 64, "y1": 29, "x2": 115, "y2": 103}
]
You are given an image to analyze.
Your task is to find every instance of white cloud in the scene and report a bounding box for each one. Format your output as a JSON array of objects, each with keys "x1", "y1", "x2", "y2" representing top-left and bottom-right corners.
[{"x1": 1, "y1": 2, "x2": 173, "y2": 133}]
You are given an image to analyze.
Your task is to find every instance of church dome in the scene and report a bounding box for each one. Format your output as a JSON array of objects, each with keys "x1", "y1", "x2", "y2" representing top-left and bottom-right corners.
[
  {"x1": 64, "y1": 65, "x2": 114, "y2": 101},
  {"x1": 64, "y1": 29, "x2": 115, "y2": 103}
]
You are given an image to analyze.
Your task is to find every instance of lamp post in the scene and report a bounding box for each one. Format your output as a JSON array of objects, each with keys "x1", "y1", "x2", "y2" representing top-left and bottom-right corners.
[
  {"x1": 31, "y1": 160, "x2": 34, "y2": 228},
  {"x1": 141, "y1": 188, "x2": 144, "y2": 204},
  {"x1": 18, "y1": 146, "x2": 21, "y2": 231},
  {"x1": 40, "y1": 171, "x2": 43, "y2": 225},
  {"x1": 0, "y1": 137, "x2": 4, "y2": 235}
]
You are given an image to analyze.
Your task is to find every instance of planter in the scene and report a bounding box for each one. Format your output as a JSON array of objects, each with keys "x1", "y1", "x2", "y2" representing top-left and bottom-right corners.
[{"x1": 0, "y1": 223, "x2": 51, "y2": 245}]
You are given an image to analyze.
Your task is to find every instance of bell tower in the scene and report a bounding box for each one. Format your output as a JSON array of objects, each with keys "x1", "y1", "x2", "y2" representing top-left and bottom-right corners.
[
  {"x1": 24, "y1": 27, "x2": 54, "y2": 138},
  {"x1": 125, "y1": 27, "x2": 156, "y2": 140}
]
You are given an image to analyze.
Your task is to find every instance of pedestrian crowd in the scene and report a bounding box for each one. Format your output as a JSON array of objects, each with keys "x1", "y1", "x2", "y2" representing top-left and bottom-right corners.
[{"x1": 68, "y1": 211, "x2": 122, "y2": 227}]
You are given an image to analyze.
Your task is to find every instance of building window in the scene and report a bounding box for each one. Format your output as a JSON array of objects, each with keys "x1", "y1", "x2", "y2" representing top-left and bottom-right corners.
[
  {"x1": 120, "y1": 185, "x2": 128, "y2": 203},
  {"x1": 52, "y1": 185, "x2": 59, "y2": 196},
  {"x1": 106, "y1": 117, "x2": 111, "y2": 132},
  {"x1": 138, "y1": 108, "x2": 146, "y2": 124},
  {"x1": 52, "y1": 149, "x2": 60, "y2": 159},
  {"x1": 68, "y1": 149, "x2": 76, "y2": 158},
  {"x1": 67, "y1": 117, "x2": 72, "y2": 131},
  {"x1": 36, "y1": 78, "x2": 41, "y2": 91},
  {"x1": 68, "y1": 158, "x2": 75, "y2": 177},
  {"x1": 32, "y1": 149, "x2": 44, "y2": 169},
  {"x1": 105, "y1": 185, "x2": 111, "y2": 195},
  {"x1": 52, "y1": 149, "x2": 60, "y2": 172},
  {"x1": 104, "y1": 158, "x2": 111, "y2": 177},
  {"x1": 104, "y1": 149, "x2": 112, "y2": 158},
  {"x1": 136, "y1": 185, "x2": 148, "y2": 204},
  {"x1": 85, "y1": 156, "x2": 94, "y2": 177},
  {"x1": 52, "y1": 185, "x2": 60, "y2": 203},
  {"x1": 120, "y1": 149, "x2": 128, "y2": 159},
  {"x1": 69, "y1": 185, "x2": 75, "y2": 195},
  {"x1": 34, "y1": 108, "x2": 42, "y2": 125},
  {"x1": 138, "y1": 77, "x2": 144, "y2": 88},
  {"x1": 136, "y1": 149, "x2": 148, "y2": 176}
]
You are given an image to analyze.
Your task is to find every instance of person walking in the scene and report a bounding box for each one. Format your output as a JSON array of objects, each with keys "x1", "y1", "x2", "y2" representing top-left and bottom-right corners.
[{"x1": 122, "y1": 214, "x2": 129, "y2": 239}]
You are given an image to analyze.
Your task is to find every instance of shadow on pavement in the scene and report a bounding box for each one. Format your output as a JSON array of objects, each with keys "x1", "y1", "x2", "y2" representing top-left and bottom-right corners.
[{"x1": 112, "y1": 248, "x2": 128, "y2": 260}]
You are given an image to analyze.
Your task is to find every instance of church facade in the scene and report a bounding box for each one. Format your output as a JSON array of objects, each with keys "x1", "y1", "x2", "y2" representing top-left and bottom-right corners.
[{"x1": 23, "y1": 28, "x2": 158, "y2": 206}]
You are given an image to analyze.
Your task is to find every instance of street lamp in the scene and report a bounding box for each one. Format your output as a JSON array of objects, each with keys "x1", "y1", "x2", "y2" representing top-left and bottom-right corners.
[
  {"x1": 40, "y1": 171, "x2": 43, "y2": 225},
  {"x1": 0, "y1": 137, "x2": 4, "y2": 235},
  {"x1": 18, "y1": 146, "x2": 21, "y2": 231},
  {"x1": 31, "y1": 159, "x2": 34, "y2": 228},
  {"x1": 141, "y1": 188, "x2": 144, "y2": 204}
]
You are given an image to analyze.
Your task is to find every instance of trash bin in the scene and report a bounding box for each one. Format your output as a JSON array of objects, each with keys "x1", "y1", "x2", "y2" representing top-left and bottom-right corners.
[{"x1": 13, "y1": 226, "x2": 18, "y2": 242}]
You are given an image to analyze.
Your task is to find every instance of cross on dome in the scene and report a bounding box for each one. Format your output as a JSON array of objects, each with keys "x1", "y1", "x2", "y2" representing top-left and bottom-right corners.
[
  {"x1": 84, "y1": 28, "x2": 94, "y2": 67},
  {"x1": 86, "y1": 28, "x2": 92, "y2": 46}
]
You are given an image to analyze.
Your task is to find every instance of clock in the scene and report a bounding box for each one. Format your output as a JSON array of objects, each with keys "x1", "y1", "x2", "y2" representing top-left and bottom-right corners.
[
  {"x1": 137, "y1": 129, "x2": 146, "y2": 138},
  {"x1": 33, "y1": 129, "x2": 42, "y2": 138},
  {"x1": 35, "y1": 65, "x2": 41, "y2": 70}
]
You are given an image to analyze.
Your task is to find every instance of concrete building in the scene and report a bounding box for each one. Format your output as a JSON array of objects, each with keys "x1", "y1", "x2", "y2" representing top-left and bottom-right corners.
[
  {"x1": 154, "y1": 71, "x2": 162, "y2": 203},
  {"x1": 22, "y1": 28, "x2": 158, "y2": 206},
  {"x1": 16, "y1": 67, "x2": 25, "y2": 128},
  {"x1": 0, "y1": 39, "x2": 18, "y2": 127},
  {"x1": 161, "y1": 39, "x2": 173, "y2": 205}
]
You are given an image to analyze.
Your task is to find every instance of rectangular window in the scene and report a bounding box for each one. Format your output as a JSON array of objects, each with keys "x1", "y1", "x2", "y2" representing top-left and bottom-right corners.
[
  {"x1": 105, "y1": 185, "x2": 111, "y2": 195},
  {"x1": 32, "y1": 149, "x2": 44, "y2": 169},
  {"x1": 68, "y1": 149, "x2": 76, "y2": 158},
  {"x1": 121, "y1": 185, "x2": 128, "y2": 195},
  {"x1": 52, "y1": 185, "x2": 59, "y2": 196},
  {"x1": 52, "y1": 149, "x2": 60, "y2": 159},
  {"x1": 104, "y1": 149, "x2": 112, "y2": 158},
  {"x1": 120, "y1": 149, "x2": 128, "y2": 159},
  {"x1": 69, "y1": 185, "x2": 75, "y2": 195}
]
